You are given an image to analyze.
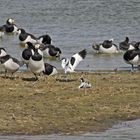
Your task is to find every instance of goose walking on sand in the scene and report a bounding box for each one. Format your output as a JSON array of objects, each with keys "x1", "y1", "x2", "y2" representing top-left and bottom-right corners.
[{"x1": 123, "y1": 42, "x2": 140, "y2": 71}]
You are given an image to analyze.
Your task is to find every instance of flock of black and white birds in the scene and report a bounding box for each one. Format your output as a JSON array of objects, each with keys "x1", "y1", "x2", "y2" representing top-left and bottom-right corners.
[
  {"x1": 92, "y1": 37, "x2": 140, "y2": 71},
  {"x1": 0, "y1": 18, "x2": 140, "y2": 88},
  {"x1": 0, "y1": 18, "x2": 88, "y2": 84}
]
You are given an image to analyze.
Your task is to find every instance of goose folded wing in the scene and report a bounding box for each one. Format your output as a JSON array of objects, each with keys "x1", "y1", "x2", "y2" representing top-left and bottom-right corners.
[{"x1": 70, "y1": 49, "x2": 87, "y2": 71}]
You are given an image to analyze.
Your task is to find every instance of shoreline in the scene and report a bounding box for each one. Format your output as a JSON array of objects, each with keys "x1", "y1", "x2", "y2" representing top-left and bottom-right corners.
[
  {"x1": 0, "y1": 119, "x2": 139, "y2": 140},
  {"x1": 0, "y1": 70, "x2": 139, "y2": 135}
]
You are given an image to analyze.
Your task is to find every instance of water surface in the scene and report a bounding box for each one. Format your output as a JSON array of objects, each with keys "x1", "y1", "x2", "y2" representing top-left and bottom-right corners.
[
  {"x1": 0, "y1": 119, "x2": 139, "y2": 140},
  {"x1": 0, "y1": 0, "x2": 140, "y2": 70}
]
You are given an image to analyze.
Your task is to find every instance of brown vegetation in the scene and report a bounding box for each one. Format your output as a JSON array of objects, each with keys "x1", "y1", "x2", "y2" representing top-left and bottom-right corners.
[{"x1": 0, "y1": 71, "x2": 139, "y2": 135}]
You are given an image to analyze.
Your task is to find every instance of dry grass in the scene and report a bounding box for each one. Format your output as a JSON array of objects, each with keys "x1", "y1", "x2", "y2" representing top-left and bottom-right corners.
[{"x1": 0, "y1": 70, "x2": 139, "y2": 135}]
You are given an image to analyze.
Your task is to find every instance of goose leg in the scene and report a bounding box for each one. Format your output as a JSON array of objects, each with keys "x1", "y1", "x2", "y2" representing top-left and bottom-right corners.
[
  {"x1": 4, "y1": 69, "x2": 7, "y2": 78},
  {"x1": 131, "y1": 64, "x2": 134, "y2": 72},
  {"x1": 33, "y1": 73, "x2": 38, "y2": 81}
]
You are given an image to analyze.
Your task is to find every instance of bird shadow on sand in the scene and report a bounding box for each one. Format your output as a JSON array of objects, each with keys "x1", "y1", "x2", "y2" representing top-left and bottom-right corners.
[
  {"x1": 0, "y1": 75, "x2": 19, "y2": 80},
  {"x1": 56, "y1": 76, "x2": 77, "y2": 82},
  {"x1": 22, "y1": 77, "x2": 38, "y2": 82},
  {"x1": 56, "y1": 78, "x2": 76, "y2": 82}
]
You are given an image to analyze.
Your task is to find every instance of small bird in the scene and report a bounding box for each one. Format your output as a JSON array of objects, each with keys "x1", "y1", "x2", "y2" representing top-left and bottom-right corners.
[
  {"x1": 123, "y1": 42, "x2": 140, "y2": 71},
  {"x1": 40, "y1": 44, "x2": 61, "y2": 58},
  {"x1": 0, "y1": 54, "x2": 24, "y2": 78},
  {"x1": 92, "y1": 39, "x2": 119, "y2": 53},
  {"x1": 37, "y1": 33, "x2": 52, "y2": 45},
  {"x1": 119, "y1": 37, "x2": 135, "y2": 51},
  {"x1": 43, "y1": 63, "x2": 58, "y2": 76},
  {"x1": 17, "y1": 28, "x2": 37, "y2": 44},
  {"x1": 28, "y1": 48, "x2": 44, "y2": 80},
  {"x1": 2, "y1": 18, "x2": 18, "y2": 34},
  {"x1": 61, "y1": 49, "x2": 87, "y2": 73},
  {"x1": 78, "y1": 77, "x2": 91, "y2": 88}
]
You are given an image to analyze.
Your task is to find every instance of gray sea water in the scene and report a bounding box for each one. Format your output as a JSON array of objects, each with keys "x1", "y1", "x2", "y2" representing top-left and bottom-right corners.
[
  {"x1": 0, "y1": 0, "x2": 140, "y2": 139},
  {"x1": 0, "y1": 0, "x2": 140, "y2": 71}
]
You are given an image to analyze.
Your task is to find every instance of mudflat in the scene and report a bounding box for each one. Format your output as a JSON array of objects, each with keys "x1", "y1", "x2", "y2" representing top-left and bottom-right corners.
[{"x1": 0, "y1": 71, "x2": 139, "y2": 135}]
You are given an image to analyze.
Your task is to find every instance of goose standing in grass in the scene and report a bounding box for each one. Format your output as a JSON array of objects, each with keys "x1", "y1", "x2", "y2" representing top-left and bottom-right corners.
[
  {"x1": 0, "y1": 54, "x2": 24, "y2": 78},
  {"x1": 119, "y1": 37, "x2": 135, "y2": 51},
  {"x1": 28, "y1": 48, "x2": 44, "y2": 80},
  {"x1": 61, "y1": 49, "x2": 87, "y2": 74},
  {"x1": 3, "y1": 18, "x2": 18, "y2": 34},
  {"x1": 92, "y1": 39, "x2": 119, "y2": 54},
  {"x1": 17, "y1": 28, "x2": 37, "y2": 44},
  {"x1": 123, "y1": 42, "x2": 140, "y2": 71}
]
